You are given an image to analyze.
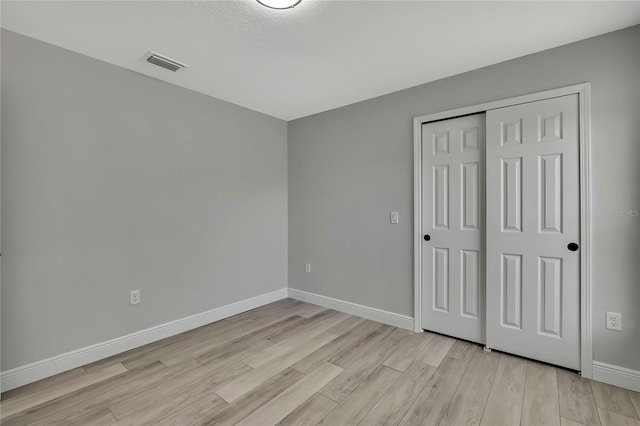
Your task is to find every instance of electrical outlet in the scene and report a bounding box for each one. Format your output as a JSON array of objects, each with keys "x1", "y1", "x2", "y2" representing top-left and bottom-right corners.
[
  {"x1": 130, "y1": 290, "x2": 141, "y2": 306},
  {"x1": 606, "y1": 311, "x2": 622, "y2": 331},
  {"x1": 305, "y1": 263, "x2": 311, "y2": 274}
]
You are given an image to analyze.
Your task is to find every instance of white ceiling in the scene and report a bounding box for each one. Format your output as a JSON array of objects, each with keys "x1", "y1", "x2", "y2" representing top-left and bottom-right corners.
[{"x1": 2, "y1": 1, "x2": 639, "y2": 121}]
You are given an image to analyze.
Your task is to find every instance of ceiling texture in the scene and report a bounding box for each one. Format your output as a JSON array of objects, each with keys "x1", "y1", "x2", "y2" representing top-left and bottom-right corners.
[{"x1": 2, "y1": 1, "x2": 639, "y2": 120}]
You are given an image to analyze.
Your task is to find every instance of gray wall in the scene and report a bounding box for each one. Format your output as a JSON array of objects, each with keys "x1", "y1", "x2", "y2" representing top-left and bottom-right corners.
[
  {"x1": 1, "y1": 30, "x2": 288, "y2": 371},
  {"x1": 289, "y1": 25, "x2": 640, "y2": 370}
]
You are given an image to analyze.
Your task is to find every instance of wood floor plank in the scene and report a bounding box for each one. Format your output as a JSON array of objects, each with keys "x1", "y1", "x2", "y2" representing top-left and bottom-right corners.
[
  {"x1": 383, "y1": 331, "x2": 434, "y2": 372},
  {"x1": 31, "y1": 407, "x2": 117, "y2": 426},
  {"x1": 319, "y1": 328, "x2": 409, "y2": 403},
  {"x1": 0, "y1": 363, "x2": 127, "y2": 419},
  {"x1": 480, "y1": 354, "x2": 527, "y2": 426},
  {"x1": 248, "y1": 315, "x2": 308, "y2": 341},
  {"x1": 417, "y1": 333, "x2": 456, "y2": 367},
  {"x1": 266, "y1": 310, "x2": 336, "y2": 343},
  {"x1": 359, "y1": 360, "x2": 436, "y2": 425},
  {"x1": 153, "y1": 317, "x2": 271, "y2": 367},
  {"x1": 597, "y1": 408, "x2": 640, "y2": 426},
  {"x1": 325, "y1": 315, "x2": 365, "y2": 335},
  {"x1": 110, "y1": 361, "x2": 249, "y2": 423},
  {"x1": 399, "y1": 356, "x2": 471, "y2": 426},
  {"x1": 557, "y1": 368, "x2": 601, "y2": 426},
  {"x1": 302, "y1": 311, "x2": 351, "y2": 334},
  {"x1": 121, "y1": 317, "x2": 261, "y2": 370},
  {"x1": 440, "y1": 351, "x2": 499, "y2": 426},
  {"x1": 242, "y1": 312, "x2": 349, "y2": 369},
  {"x1": 318, "y1": 365, "x2": 401, "y2": 426},
  {"x1": 203, "y1": 368, "x2": 305, "y2": 426},
  {"x1": 292, "y1": 319, "x2": 383, "y2": 374},
  {"x1": 446, "y1": 339, "x2": 481, "y2": 361},
  {"x1": 591, "y1": 380, "x2": 638, "y2": 419},
  {"x1": 7, "y1": 394, "x2": 122, "y2": 426},
  {"x1": 246, "y1": 300, "x2": 305, "y2": 322},
  {"x1": 521, "y1": 361, "x2": 561, "y2": 426},
  {"x1": 154, "y1": 393, "x2": 228, "y2": 426},
  {"x1": 1, "y1": 361, "x2": 191, "y2": 426},
  {"x1": 236, "y1": 363, "x2": 343, "y2": 426},
  {"x1": 276, "y1": 394, "x2": 338, "y2": 426},
  {"x1": 239, "y1": 312, "x2": 334, "y2": 345},
  {"x1": 562, "y1": 417, "x2": 588, "y2": 426},
  {"x1": 327, "y1": 323, "x2": 396, "y2": 369},
  {"x1": 83, "y1": 335, "x2": 181, "y2": 373},
  {"x1": 215, "y1": 332, "x2": 339, "y2": 403},
  {"x1": 86, "y1": 317, "x2": 259, "y2": 373},
  {"x1": 287, "y1": 303, "x2": 330, "y2": 318},
  {"x1": 191, "y1": 335, "x2": 274, "y2": 368},
  {"x1": 629, "y1": 391, "x2": 640, "y2": 418}
]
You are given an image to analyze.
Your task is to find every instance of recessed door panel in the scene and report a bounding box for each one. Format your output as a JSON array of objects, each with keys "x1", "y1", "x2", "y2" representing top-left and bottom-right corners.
[
  {"x1": 501, "y1": 119, "x2": 522, "y2": 146},
  {"x1": 540, "y1": 154, "x2": 563, "y2": 233},
  {"x1": 433, "y1": 131, "x2": 450, "y2": 155},
  {"x1": 502, "y1": 158, "x2": 522, "y2": 232},
  {"x1": 538, "y1": 113, "x2": 563, "y2": 142},
  {"x1": 539, "y1": 257, "x2": 562, "y2": 337},
  {"x1": 433, "y1": 248, "x2": 449, "y2": 312},
  {"x1": 433, "y1": 165, "x2": 449, "y2": 229},
  {"x1": 501, "y1": 254, "x2": 522, "y2": 329},
  {"x1": 462, "y1": 127, "x2": 479, "y2": 152},
  {"x1": 422, "y1": 114, "x2": 485, "y2": 344},
  {"x1": 461, "y1": 249, "x2": 479, "y2": 318},
  {"x1": 462, "y1": 162, "x2": 479, "y2": 230}
]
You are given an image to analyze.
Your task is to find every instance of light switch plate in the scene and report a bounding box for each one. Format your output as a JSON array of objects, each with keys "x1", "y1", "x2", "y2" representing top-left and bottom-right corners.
[{"x1": 391, "y1": 211, "x2": 399, "y2": 224}]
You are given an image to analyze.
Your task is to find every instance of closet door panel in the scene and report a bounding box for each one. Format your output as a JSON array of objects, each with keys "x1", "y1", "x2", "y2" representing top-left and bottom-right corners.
[{"x1": 486, "y1": 95, "x2": 580, "y2": 370}]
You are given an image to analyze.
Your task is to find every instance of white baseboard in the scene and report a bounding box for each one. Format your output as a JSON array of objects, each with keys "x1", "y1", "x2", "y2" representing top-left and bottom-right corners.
[
  {"x1": 592, "y1": 361, "x2": 640, "y2": 392},
  {"x1": 287, "y1": 288, "x2": 414, "y2": 331},
  {"x1": 0, "y1": 288, "x2": 288, "y2": 392}
]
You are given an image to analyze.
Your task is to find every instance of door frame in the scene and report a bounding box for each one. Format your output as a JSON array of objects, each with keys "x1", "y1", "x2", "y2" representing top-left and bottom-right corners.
[{"x1": 413, "y1": 83, "x2": 593, "y2": 378}]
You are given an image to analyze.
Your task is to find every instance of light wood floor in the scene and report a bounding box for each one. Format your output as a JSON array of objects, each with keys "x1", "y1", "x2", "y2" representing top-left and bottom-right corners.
[{"x1": 2, "y1": 299, "x2": 639, "y2": 426}]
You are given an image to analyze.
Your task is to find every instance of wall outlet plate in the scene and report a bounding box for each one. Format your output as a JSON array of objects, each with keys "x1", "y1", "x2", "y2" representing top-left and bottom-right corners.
[
  {"x1": 305, "y1": 263, "x2": 311, "y2": 274},
  {"x1": 606, "y1": 311, "x2": 621, "y2": 331},
  {"x1": 130, "y1": 290, "x2": 141, "y2": 306}
]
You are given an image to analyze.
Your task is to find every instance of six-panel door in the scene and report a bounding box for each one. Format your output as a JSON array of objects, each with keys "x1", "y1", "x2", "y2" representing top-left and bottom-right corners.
[
  {"x1": 422, "y1": 114, "x2": 486, "y2": 344},
  {"x1": 485, "y1": 95, "x2": 580, "y2": 369}
]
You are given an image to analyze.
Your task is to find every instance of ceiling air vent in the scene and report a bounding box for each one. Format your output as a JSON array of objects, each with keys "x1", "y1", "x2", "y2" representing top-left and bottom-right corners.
[{"x1": 143, "y1": 51, "x2": 188, "y2": 72}]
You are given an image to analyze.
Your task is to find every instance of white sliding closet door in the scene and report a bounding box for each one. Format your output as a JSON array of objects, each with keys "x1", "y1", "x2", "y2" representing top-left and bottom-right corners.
[
  {"x1": 422, "y1": 114, "x2": 485, "y2": 344},
  {"x1": 485, "y1": 95, "x2": 580, "y2": 369}
]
